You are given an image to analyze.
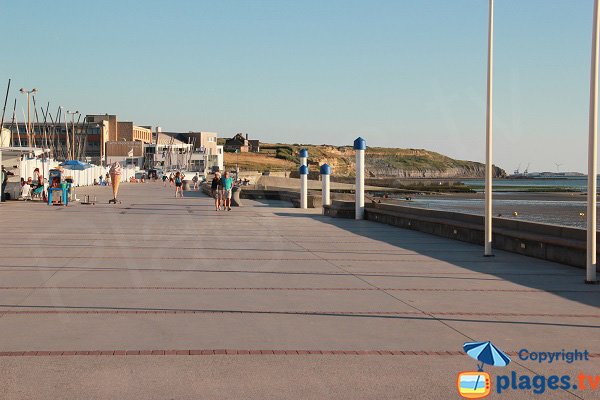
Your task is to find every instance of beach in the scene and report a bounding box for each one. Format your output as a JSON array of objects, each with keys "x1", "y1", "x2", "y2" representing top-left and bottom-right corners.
[{"x1": 387, "y1": 191, "x2": 591, "y2": 229}]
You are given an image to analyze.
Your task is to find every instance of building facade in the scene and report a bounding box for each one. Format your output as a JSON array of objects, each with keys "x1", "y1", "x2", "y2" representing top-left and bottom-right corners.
[{"x1": 224, "y1": 133, "x2": 259, "y2": 153}]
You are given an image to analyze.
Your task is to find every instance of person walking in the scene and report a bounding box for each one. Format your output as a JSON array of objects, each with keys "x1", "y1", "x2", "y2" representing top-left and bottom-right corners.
[
  {"x1": 211, "y1": 172, "x2": 222, "y2": 211},
  {"x1": 222, "y1": 171, "x2": 234, "y2": 211},
  {"x1": 192, "y1": 173, "x2": 199, "y2": 191},
  {"x1": 174, "y1": 171, "x2": 185, "y2": 198},
  {"x1": 162, "y1": 173, "x2": 168, "y2": 187},
  {"x1": 1, "y1": 166, "x2": 14, "y2": 202},
  {"x1": 169, "y1": 173, "x2": 175, "y2": 188}
]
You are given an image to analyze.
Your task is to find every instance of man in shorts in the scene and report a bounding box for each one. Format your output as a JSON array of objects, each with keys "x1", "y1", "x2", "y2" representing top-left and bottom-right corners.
[
  {"x1": 222, "y1": 171, "x2": 234, "y2": 211},
  {"x1": 211, "y1": 172, "x2": 222, "y2": 211}
]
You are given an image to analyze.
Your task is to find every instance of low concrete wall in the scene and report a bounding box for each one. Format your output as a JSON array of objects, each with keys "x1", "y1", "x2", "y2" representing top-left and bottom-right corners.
[
  {"x1": 241, "y1": 189, "x2": 322, "y2": 208},
  {"x1": 324, "y1": 200, "x2": 600, "y2": 270}
]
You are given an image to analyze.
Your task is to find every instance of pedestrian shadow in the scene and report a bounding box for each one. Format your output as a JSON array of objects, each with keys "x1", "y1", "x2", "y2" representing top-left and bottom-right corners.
[{"x1": 273, "y1": 212, "x2": 600, "y2": 310}]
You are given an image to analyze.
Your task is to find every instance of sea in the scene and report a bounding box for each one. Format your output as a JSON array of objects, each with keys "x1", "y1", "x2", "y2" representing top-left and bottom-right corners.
[
  {"x1": 399, "y1": 177, "x2": 596, "y2": 229},
  {"x1": 461, "y1": 177, "x2": 593, "y2": 192}
]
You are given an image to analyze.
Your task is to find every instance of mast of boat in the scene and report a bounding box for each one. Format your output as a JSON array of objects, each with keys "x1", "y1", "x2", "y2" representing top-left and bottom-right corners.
[
  {"x1": 41, "y1": 102, "x2": 50, "y2": 151},
  {"x1": 32, "y1": 95, "x2": 40, "y2": 149},
  {"x1": 73, "y1": 113, "x2": 82, "y2": 160},
  {"x1": 8, "y1": 99, "x2": 16, "y2": 146},
  {"x1": 15, "y1": 103, "x2": 22, "y2": 148},
  {"x1": 64, "y1": 110, "x2": 70, "y2": 160},
  {"x1": 21, "y1": 107, "x2": 28, "y2": 148},
  {"x1": 55, "y1": 107, "x2": 63, "y2": 159},
  {"x1": 47, "y1": 108, "x2": 58, "y2": 158},
  {"x1": 0, "y1": 78, "x2": 10, "y2": 130}
]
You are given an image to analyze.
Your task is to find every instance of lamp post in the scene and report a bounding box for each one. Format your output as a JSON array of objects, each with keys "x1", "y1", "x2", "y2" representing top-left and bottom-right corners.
[
  {"x1": 484, "y1": 0, "x2": 495, "y2": 257},
  {"x1": 587, "y1": 0, "x2": 600, "y2": 284},
  {"x1": 19, "y1": 88, "x2": 37, "y2": 148},
  {"x1": 66, "y1": 110, "x2": 79, "y2": 160}
]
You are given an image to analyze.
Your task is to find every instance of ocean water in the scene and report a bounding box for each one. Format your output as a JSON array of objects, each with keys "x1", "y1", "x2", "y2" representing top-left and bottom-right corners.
[
  {"x1": 462, "y1": 178, "x2": 594, "y2": 191},
  {"x1": 403, "y1": 197, "x2": 591, "y2": 229}
]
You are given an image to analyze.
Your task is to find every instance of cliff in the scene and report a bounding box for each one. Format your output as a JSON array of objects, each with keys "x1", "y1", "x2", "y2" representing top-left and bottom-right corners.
[{"x1": 224, "y1": 144, "x2": 506, "y2": 179}]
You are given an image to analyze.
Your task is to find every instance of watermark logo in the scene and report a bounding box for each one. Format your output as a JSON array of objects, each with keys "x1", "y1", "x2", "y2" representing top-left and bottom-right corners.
[
  {"x1": 457, "y1": 343, "x2": 598, "y2": 396},
  {"x1": 457, "y1": 341, "x2": 511, "y2": 399}
]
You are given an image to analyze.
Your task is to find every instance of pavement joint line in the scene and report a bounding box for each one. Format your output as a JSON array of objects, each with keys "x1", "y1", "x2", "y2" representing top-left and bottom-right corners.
[
  {"x1": 0, "y1": 349, "x2": 597, "y2": 357},
  {"x1": 0, "y1": 268, "x2": 580, "y2": 279},
  {"x1": 0, "y1": 309, "x2": 598, "y2": 318},
  {"x1": 0, "y1": 256, "x2": 506, "y2": 262},
  {"x1": 0, "y1": 286, "x2": 597, "y2": 293}
]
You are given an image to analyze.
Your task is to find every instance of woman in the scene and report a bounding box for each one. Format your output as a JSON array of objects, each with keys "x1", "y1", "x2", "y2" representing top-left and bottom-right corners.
[
  {"x1": 169, "y1": 173, "x2": 175, "y2": 187},
  {"x1": 32, "y1": 168, "x2": 47, "y2": 202},
  {"x1": 211, "y1": 172, "x2": 222, "y2": 211},
  {"x1": 174, "y1": 171, "x2": 185, "y2": 198}
]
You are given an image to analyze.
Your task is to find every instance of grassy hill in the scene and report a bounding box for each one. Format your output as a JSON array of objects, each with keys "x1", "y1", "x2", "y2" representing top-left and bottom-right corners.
[{"x1": 224, "y1": 143, "x2": 506, "y2": 178}]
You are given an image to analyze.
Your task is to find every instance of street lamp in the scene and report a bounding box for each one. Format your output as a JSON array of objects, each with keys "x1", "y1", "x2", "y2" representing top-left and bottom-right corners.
[
  {"x1": 19, "y1": 87, "x2": 38, "y2": 148},
  {"x1": 66, "y1": 110, "x2": 79, "y2": 160}
]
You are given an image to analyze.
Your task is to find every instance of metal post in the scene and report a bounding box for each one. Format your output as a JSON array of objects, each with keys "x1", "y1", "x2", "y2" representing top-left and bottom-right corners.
[
  {"x1": 484, "y1": 0, "x2": 495, "y2": 257},
  {"x1": 587, "y1": 0, "x2": 600, "y2": 283},
  {"x1": 300, "y1": 165, "x2": 308, "y2": 209},
  {"x1": 354, "y1": 137, "x2": 366, "y2": 220},
  {"x1": 320, "y1": 163, "x2": 331, "y2": 213}
]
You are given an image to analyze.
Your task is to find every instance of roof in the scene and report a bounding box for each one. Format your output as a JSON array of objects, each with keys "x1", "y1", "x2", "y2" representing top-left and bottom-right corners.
[{"x1": 156, "y1": 133, "x2": 186, "y2": 146}]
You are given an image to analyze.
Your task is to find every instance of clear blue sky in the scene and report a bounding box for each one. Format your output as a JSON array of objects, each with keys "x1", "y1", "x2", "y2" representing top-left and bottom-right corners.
[{"x1": 0, "y1": 0, "x2": 596, "y2": 172}]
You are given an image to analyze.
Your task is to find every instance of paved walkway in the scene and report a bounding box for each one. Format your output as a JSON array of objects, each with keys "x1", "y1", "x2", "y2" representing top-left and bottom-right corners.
[{"x1": 0, "y1": 183, "x2": 599, "y2": 399}]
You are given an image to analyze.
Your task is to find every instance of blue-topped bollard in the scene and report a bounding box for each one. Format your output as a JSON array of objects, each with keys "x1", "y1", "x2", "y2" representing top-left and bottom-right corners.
[
  {"x1": 299, "y1": 164, "x2": 308, "y2": 209},
  {"x1": 320, "y1": 163, "x2": 331, "y2": 211},
  {"x1": 299, "y1": 148, "x2": 308, "y2": 168},
  {"x1": 354, "y1": 137, "x2": 366, "y2": 220}
]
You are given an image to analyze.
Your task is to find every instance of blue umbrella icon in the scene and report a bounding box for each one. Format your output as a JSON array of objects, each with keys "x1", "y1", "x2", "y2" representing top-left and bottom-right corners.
[
  {"x1": 463, "y1": 341, "x2": 511, "y2": 394},
  {"x1": 464, "y1": 341, "x2": 511, "y2": 371}
]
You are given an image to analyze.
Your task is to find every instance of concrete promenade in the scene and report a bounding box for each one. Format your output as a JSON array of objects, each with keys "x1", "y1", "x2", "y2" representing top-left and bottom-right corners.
[{"x1": 0, "y1": 183, "x2": 599, "y2": 399}]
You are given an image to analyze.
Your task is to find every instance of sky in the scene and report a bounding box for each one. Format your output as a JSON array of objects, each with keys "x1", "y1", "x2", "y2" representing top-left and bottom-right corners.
[{"x1": 0, "y1": 0, "x2": 596, "y2": 173}]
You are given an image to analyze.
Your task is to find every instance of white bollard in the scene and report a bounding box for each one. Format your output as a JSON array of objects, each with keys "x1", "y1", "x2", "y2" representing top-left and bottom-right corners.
[
  {"x1": 300, "y1": 164, "x2": 308, "y2": 209},
  {"x1": 299, "y1": 148, "x2": 308, "y2": 168},
  {"x1": 354, "y1": 137, "x2": 366, "y2": 220},
  {"x1": 320, "y1": 164, "x2": 331, "y2": 212}
]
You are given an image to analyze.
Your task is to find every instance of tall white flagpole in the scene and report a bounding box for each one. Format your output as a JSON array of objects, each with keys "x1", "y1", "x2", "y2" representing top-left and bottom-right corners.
[
  {"x1": 587, "y1": 0, "x2": 599, "y2": 283},
  {"x1": 484, "y1": 0, "x2": 494, "y2": 256}
]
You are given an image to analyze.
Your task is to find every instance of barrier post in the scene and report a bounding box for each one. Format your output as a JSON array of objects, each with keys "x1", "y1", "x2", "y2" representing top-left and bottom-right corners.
[
  {"x1": 300, "y1": 164, "x2": 308, "y2": 209},
  {"x1": 354, "y1": 137, "x2": 366, "y2": 220},
  {"x1": 320, "y1": 163, "x2": 331, "y2": 213}
]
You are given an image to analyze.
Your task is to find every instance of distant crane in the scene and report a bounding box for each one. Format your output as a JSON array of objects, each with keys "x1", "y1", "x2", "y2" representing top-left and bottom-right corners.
[
  {"x1": 555, "y1": 163, "x2": 563, "y2": 173},
  {"x1": 524, "y1": 163, "x2": 531, "y2": 175},
  {"x1": 514, "y1": 163, "x2": 521, "y2": 175}
]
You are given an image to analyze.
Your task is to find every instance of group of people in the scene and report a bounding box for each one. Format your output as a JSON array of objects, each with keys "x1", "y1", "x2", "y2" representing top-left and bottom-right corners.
[
  {"x1": 210, "y1": 171, "x2": 234, "y2": 211},
  {"x1": 19, "y1": 168, "x2": 46, "y2": 201},
  {"x1": 161, "y1": 171, "x2": 186, "y2": 198}
]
